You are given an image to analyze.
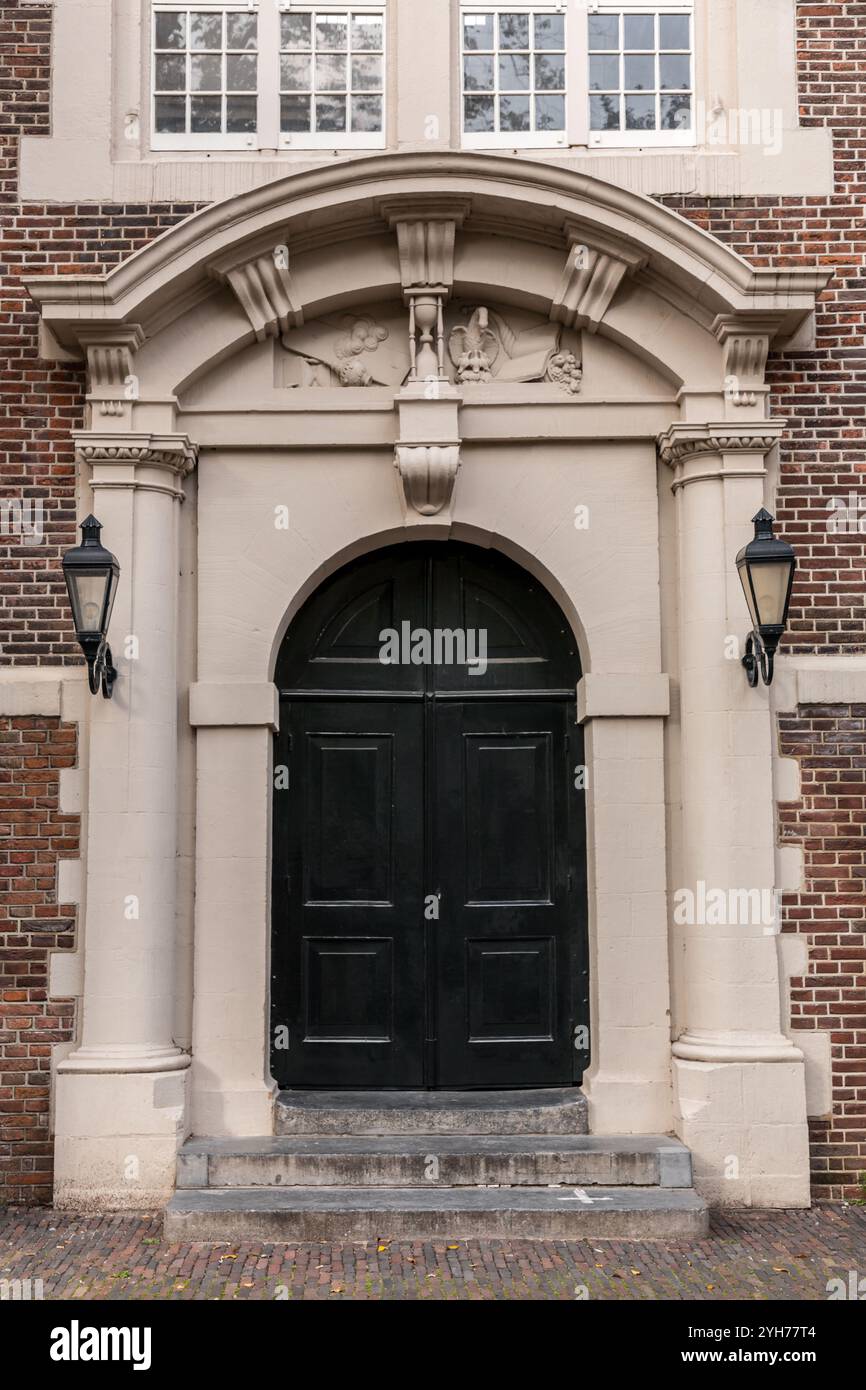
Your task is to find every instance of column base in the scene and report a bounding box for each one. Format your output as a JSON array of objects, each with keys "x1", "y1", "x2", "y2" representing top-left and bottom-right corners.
[
  {"x1": 673, "y1": 1054, "x2": 810, "y2": 1208},
  {"x1": 53, "y1": 1065, "x2": 189, "y2": 1211},
  {"x1": 58, "y1": 1043, "x2": 191, "y2": 1074}
]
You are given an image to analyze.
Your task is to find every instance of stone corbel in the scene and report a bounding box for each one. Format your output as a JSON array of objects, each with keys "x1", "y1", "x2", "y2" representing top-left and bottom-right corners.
[
  {"x1": 380, "y1": 197, "x2": 471, "y2": 291},
  {"x1": 551, "y1": 225, "x2": 646, "y2": 333},
  {"x1": 395, "y1": 444, "x2": 460, "y2": 521},
  {"x1": 78, "y1": 325, "x2": 145, "y2": 425},
  {"x1": 209, "y1": 237, "x2": 303, "y2": 341},
  {"x1": 713, "y1": 315, "x2": 781, "y2": 407}
]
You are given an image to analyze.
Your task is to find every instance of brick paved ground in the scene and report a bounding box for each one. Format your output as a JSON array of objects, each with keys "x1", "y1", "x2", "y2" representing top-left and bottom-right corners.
[{"x1": 2, "y1": 1204, "x2": 865, "y2": 1300}]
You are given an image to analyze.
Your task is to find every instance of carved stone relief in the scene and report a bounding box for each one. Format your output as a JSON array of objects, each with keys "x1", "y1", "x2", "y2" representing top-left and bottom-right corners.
[{"x1": 277, "y1": 301, "x2": 582, "y2": 393}]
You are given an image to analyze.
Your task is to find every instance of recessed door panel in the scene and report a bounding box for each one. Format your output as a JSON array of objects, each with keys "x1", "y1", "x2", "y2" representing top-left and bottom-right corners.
[{"x1": 464, "y1": 735, "x2": 553, "y2": 903}]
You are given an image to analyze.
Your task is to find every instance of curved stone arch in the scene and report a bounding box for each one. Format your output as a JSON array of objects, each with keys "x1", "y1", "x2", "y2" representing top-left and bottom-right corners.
[
  {"x1": 263, "y1": 522, "x2": 593, "y2": 686},
  {"x1": 28, "y1": 151, "x2": 825, "y2": 400}
]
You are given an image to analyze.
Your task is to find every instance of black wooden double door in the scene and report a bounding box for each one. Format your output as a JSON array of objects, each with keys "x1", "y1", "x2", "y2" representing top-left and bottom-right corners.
[{"x1": 271, "y1": 544, "x2": 587, "y2": 1090}]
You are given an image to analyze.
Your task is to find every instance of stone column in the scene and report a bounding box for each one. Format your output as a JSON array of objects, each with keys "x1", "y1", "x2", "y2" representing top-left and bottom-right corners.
[
  {"x1": 659, "y1": 422, "x2": 809, "y2": 1207},
  {"x1": 54, "y1": 432, "x2": 196, "y2": 1209}
]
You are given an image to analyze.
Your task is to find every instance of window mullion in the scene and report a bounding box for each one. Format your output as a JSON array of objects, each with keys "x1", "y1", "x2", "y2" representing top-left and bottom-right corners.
[{"x1": 258, "y1": 0, "x2": 280, "y2": 148}]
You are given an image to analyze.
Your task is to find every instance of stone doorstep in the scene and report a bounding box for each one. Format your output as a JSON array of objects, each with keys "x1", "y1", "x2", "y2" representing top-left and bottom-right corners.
[
  {"x1": 176, "y1": 1134, "x2": 694, "y2": 1191},
  {"x1": 164, "y1": 1185, "x2": 709, "y2": 1243},
  {"x1": 273, "y1": 1087, "x2": 590, "y2": 1136}
]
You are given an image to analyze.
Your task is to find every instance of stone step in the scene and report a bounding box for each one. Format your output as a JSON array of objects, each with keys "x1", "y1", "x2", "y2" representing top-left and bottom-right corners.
[
  {"x1": 274, "y1": 1088, "x2": 589, "y2": 1137},
  {"x1": 164, "y1": 1184, "x2": 709, "y2": 1242},
  {"x1": 177, "y1": 1134, "x2": 692, "y2": 1190}
]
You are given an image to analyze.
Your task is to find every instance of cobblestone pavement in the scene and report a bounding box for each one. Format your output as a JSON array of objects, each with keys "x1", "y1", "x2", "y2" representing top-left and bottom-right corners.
[{"x1": 2, "y1": 1203, "x2": 865, "y2": 1300}]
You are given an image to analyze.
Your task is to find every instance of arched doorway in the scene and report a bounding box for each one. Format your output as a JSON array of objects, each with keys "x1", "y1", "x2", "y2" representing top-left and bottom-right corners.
[{"x1": 271, "y1": 541, "x2": 587, "y2": 1090}]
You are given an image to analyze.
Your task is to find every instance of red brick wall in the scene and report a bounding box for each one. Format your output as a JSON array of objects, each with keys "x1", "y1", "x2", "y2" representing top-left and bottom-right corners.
[
  {"x1": 0, "y1": 2, "x2": 864, "y2": 1204},
  {"x1": 778, "y1": 704, "x2": 866, "y2": 1201},
  {"x1": 0, "y1": 716, "x2": 79, "y2": 1206}
]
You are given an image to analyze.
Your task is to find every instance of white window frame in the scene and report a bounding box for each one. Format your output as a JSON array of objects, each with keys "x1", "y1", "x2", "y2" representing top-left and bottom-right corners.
[
  {"x1": 460, "y1": 2, "x2": 572, "y2": 150},
  {"x1": 586, "y1": 1, "x2": 695, "y2": 148},
  {"x1": 149, "y1": 0, "x2": 387, "y2": 152},
  {"x1": 277, "y1": 1, "x2": 387, "y2": 151},
  {"x1": 151, "y1": 2, "x2": 261, "y2": 151},
  {"x1": 459, "y1": 0, "x2": 695, "y2": 151}
]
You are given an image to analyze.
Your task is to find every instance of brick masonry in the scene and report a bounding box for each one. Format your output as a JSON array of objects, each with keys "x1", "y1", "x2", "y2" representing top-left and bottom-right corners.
[
  {"x1": 0, "y1": 3, "x2": 864, "y2": 1202},
  {"x1": 0, "y1": 716, "x2": 79, "y2": 1206},
  {"x1": 779, "y1": 704, "x2": 866, "y2": 1202}
]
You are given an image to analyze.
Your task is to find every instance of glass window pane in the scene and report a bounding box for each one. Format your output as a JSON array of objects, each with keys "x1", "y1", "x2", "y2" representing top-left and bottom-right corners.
[
  {"x1": 499, "y1": 13, "x2": 529, "y2": 49},
  {"x1": 155, "y1": 95, "x2": 186, "y2": 132},
  {"x1": 536, "y1": 53, "x2": 565, "y2": 90},
  {"x1": 625, "y1": 93, "x2": 656, "y2": 129},
  {"x1": 316, "y1": 53, "x2": 347, "y2": 91},
  {"x1": 351, "y1": 92, "x2": 382, "y2": 131},
  {"x1": 226, "y1": 95, "x2": 256, "y2": 131},
  {"x1": 534, "y1": 13, "x2": 564, "y2": 49},
  {"x1": 227, "y1": 12, "x2": 257, "y2": 50},
  {"x1": 316, "y1": 16, "x2": 348, "y2": 50},
  {"x1": 281, "y1": 93, "x2": 311, "y2": 131},
  {"x1": 315, "y1": 94, "x2": 347, "y2": 131},
  {"x1": 281, "y1": 54, "x2": 311, "y2": 91},
  {"x1": 588, "y1": 14, "x2": 618, "y2": 50},
  {"x1": 589, "y1": 54, "x2": 618, "y2": 90},
  {"x1": 661, "y1": 92, "x2": 691, "y2": 129},
  {"x1": 464, "y1": 54, "x2": 494, "y2": 91},
  {"x1": 352, "y1": 14, "x2": 383, "y2": 51},
  {"x1": 281, "y1": 13, "x2": 311, "y2": 48},
  {"x1": 624, "y1": 14, "x2": 654, "y2": 49},
  {"x1": 227, "y1": 53, "x2": 256, "y2": 91},
  {"x1": 535, "y1": 92, "x2": 564, "y2": 131},
  {"x1": 155, "y1": 12, "x2": 185, "y2": 49},
  {"x1": 590, "y1": 93, "x2": 620, "y2": 130},
  {"x1": 352, "y1": 55, "x2": 382, "y2": 91},
  {"x1": 660, "y1": 53, "x2": 690, "y2": 89},
  {"x1": 155, "y1": 54, "x2": 185, "y2": 91},
  {"x1": 190, "y1": 94, "x2": 222, "y2": 131},
  {"x1": 499, "y1": 94, "x2": 530, "y2": 131},
  {"x1": 189, "y1": 12, "x2": 222, "y2": 50},
  {"x1": 464, "y1": 93, "x2": 495, "y2": 132},
  {"x1": 499, "y1": 53, "x2": 530, "y2": 90},
  {"x1": 660, "y1": 14, "x2": 690, "y2": 48},
  {"x1": 624, "y1": 54, "x2": 654, "y2": 90},
  {"x1": 463, "y1": 14, "x2": 493, "y2": 50},
  {"x1": 190, "y1": 54, "x2": 222, "y2": 91}
]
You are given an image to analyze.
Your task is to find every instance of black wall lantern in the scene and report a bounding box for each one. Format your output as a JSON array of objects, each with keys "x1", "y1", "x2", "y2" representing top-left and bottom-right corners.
[
  {"x1": 736, "y1": 508, "x2": 796, "y2": 687},
  {"x1": 62, "y1": 514, "x2": 120, "y2": 698}
]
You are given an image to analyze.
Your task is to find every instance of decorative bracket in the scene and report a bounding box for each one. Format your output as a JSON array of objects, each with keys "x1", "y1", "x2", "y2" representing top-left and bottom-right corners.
[
  {"x1": 380, "y1": 198, "x2": 471, "y2": 291},
  {"x1": 551, "y1": 225, "x2": 646, "y2": 333},
  {"x1": 713, "y1": 315, "x2": 781, "y2": 406},
  {"x1": 78, "y1": 325, "x2": 145, "y2": 421},
  {"x1": 209, "y1": 237, "x2": 303, "y2": 341},
  {"x1": 394, "y1": 444, "x2": 461, "y2": 519}
]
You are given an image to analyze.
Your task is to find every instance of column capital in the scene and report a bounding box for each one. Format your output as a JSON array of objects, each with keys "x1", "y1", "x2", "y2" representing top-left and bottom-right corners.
[
  {"x1": 75, "y1": 431, "x2": 199, "y2": 500},
  {"x1": 657, "y1": 419, "x2": 786, "y2": 490}
]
